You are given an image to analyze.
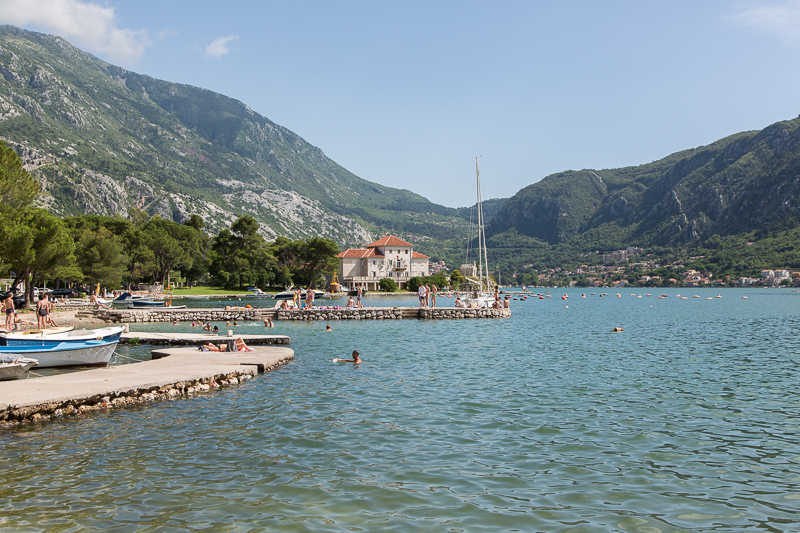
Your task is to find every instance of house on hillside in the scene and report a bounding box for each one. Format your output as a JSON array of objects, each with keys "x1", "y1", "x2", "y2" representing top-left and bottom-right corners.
[{"x1": 337, "y1": 235, "x2": 430, "y2": 291}]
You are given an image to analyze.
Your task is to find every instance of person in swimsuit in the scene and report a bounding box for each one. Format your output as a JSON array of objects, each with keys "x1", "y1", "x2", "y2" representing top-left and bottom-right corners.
[
  {"x1": 356, "y1": 284, "x2": 363, "y2": 308},
  {"x1": 430, "y1": 284, "x2": 437, "y2": 308},
  {"x1": 36, "y1": 294, "x2": 49, "y2": 329},
  {"x1": 3, "y1": 292, "x2": 15, "y2": 331},
  {"x1": 305, "y1": 286, "x2": 315, "y2": 309}
]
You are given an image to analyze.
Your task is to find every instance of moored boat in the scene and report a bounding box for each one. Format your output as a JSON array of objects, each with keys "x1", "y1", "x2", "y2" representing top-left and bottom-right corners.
[
  {"x1": 0, "y1": 339, "x2": 118, "y2": 368},
  {"x1": 0, "y1": 326, "x2": 125, "y2": 347},
  {"x1": 246, "y1": 288, "x2": 269, "y2": 297},
  {"x1": 273, "y1": 286, "x2": 325, "y2": 300},
  {"x1": 461, "y1": 158, "x2": 495, "y2": 309}
]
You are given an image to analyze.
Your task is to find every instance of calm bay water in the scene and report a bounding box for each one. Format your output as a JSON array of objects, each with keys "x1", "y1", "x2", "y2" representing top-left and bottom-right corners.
[{"x1": 2, "y1": 289, "x2": 800, "y2": 532}]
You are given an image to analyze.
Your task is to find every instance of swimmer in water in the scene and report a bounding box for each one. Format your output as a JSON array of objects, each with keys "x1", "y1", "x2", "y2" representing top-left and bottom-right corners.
[{"x1": 334, "y1": 350, "x2": 361, "y2": 364}]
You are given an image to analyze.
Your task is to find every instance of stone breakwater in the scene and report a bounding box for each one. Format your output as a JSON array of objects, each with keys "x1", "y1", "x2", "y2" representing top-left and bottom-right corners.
[
  {"x1": 94, "y1": 307, "x2": 512, "y2": 323},
  {"x1": 1, "y1": 371, "x2": 255, "y2": 427},
  {"x1": 278, "y1": 307, "x2": 512, "y2": 320},
  {"x1": 277, "y1": 308, "x2": 405, "y2": 320},
  {"x1": 419, "y1": 307, "x2": 511, "y2": 319},
  {"x1": 96, "y1": 308, "x2": 265, "y2": 323}
]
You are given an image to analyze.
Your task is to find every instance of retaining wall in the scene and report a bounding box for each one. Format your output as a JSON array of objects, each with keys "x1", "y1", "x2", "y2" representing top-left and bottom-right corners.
[
  {"x1": 96, "y1": 308, "x2": 266, "y2": 323},
  {"x1": 94, "y1": 306, "x2": 511, "y2": 323}
]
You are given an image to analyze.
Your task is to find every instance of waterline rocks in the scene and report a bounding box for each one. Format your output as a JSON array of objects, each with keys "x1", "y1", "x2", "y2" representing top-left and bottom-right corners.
[{"x1": 92, "y1": 306, "x2": 511, "y2": 323}]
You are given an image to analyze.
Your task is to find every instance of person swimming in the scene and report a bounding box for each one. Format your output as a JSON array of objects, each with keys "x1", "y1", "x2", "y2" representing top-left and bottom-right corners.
[{"x1": 334, "y1": 350, "x2": 361, "y2": 364}]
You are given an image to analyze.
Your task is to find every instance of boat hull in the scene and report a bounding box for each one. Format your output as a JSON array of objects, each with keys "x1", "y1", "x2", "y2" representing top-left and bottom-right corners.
[
  {"x1": 0, "y1": 341, "x2": 118, "y2": 368},
  {"x1": 0, "y1": 326, "x2": 124, "y2": 347}
]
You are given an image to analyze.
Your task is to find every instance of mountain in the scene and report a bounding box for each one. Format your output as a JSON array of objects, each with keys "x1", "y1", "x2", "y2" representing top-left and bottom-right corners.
[
  {"x1": 0, "y1": 25, "x2": 469, "y2": 248},
  {"x1": 489, "y1": 117, "x2": 800, "y2": 251}
]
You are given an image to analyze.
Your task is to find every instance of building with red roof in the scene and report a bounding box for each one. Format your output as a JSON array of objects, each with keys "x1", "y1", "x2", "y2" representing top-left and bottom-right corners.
[{"x1": 336, "y1": 235, "x2": 430, "y2": 291}]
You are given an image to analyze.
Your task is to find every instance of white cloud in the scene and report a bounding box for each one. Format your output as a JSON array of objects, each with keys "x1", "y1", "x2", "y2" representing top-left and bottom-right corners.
[
  {"x1": 728, "y1": 1, "x2": 800, "y2": 47},
  {"x1": 206, "y1": 35, "x2": 238, "y2": 58},
  {"x1": 0, "y1": 0, "x2": 149, "y2": 64}
]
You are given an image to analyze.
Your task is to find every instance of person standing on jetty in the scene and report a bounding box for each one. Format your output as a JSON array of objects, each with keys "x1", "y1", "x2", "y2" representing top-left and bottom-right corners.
[
  {"x1": 430, "y1": 284, "x2": 437, "y2": 308},
  {"x1": 293, "y1": 287, "x2": 301, "y2": 309},
  {"x1": 356, "y1": 284, "x2": 363, "y2": 308},
  {"x1": 36, "y1": 294, "x2": 49, "y2": 329},
  {"x1": 2, "y1": 291, "x2": 15, "y2": 331},
  {"x1": 418, "y1": 283, "x2": 426, "y2": 307},
  {"x1": 306, "y1": 285, "x2": 315, "y2": 309},
  {"x1": 334, "y1": 350, "x2": 361, "y2": 364}
]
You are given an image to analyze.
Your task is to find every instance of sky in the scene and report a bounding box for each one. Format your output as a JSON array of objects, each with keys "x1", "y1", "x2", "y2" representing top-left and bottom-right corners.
[{"x1": 1, "y1": 1, "x2": 800, "y2": 208}]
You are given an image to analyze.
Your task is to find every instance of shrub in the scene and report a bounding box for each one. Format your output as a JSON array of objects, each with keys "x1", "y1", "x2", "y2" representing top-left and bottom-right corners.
[{"x1": 379, "y1": 278, "x2": 398, "y2": 292}]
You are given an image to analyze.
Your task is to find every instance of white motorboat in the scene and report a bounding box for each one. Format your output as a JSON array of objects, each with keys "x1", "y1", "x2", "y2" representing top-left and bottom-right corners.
[
  {"x1": 0, "y1": 356, "x2": 38, "y2": 380},
  {"x1": 246, "y1": 288, "x2": 269, "y2": 297},
  {"x1": 0, "y1": 339, "x2": 118, "y2": 368},
  {"x1": 273, "y1": 286, "x2": 325, "y2": 300},
  {"x1": 0, "y1": 326, "x2": 125, "y2": 347}
]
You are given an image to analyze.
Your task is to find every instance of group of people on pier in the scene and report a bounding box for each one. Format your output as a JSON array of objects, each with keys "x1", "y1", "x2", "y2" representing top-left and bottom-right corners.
[{"x1": 417, "y1": 283, "x2": 438, "y2": 308}]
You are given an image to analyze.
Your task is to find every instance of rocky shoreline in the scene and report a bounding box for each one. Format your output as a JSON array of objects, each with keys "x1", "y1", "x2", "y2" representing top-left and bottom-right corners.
[{"x1": 1, "y1": 371, "x2": 255, "y2": 427}]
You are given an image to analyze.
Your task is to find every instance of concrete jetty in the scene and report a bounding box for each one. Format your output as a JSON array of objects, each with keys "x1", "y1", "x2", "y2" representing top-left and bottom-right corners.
[
  {"x1": 120, "y1": 332, "x2": 290, "y2": 346},
  {"x1": 0, "y1": 346, "x2": 294, "y2": 427}
]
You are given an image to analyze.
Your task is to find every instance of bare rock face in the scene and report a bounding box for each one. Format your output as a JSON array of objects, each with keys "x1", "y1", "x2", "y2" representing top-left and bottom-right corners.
[{"x1": 0, "y1": 27, "x2": 391, "y2": 246}]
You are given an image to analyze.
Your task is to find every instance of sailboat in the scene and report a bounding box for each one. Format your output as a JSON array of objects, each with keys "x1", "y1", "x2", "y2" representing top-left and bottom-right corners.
[{"x1": 461, "y1": 158, "x2": 495, "y2": 309}]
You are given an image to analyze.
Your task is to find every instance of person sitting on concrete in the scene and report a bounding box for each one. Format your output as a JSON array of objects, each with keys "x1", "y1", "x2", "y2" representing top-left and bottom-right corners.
[
  {"x1": 234, "y1": 337, "x2": 253, "y2": 352},
  {"x1": 90, "y1": 293, "x2": 111, "y2": 310},
  {"x1": 345, "y1": 297, "x2": 356, "y2": 308}
]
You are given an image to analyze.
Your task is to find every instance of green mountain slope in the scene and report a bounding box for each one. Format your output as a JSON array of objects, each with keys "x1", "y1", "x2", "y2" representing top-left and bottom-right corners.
[
  {"x1": 0, "y1": 25, "x2": 467, "y2": 248},
  {"x1": 490, "y1": 118, "x2": 800, "y2": 251}
]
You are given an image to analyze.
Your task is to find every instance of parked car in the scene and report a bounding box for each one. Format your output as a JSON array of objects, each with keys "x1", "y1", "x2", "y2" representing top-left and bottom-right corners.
[
  {"x1": 1, "y1": 291, "x2": 27, "y2": 309},
  {"x1": 50, "y1": 288, "x2": 80, "y2": 298}
]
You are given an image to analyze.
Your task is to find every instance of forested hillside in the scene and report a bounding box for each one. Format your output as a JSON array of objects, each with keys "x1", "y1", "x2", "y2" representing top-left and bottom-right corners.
[{"x1": 485, "y1": 117, "x2": 800, "y2": 279}]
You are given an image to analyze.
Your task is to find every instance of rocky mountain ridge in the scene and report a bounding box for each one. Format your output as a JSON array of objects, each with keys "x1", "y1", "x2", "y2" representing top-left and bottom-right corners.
[
  {"x1": 490, "y1": 118, "x2": 800, "y2": 250},
  {"x1": 0, "y1": 25, "x2": 453, "y2": 246}
]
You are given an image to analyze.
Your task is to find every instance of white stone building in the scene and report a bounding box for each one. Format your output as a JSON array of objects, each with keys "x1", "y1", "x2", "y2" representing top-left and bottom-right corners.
[{"x1": 337, "y1": 235, "x2": 430, "y2": 291}]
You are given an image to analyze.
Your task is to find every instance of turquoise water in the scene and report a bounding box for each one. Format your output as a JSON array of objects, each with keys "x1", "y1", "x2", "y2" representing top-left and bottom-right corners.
[{"x1": 2, "y1": 289, "x2": 800, "y2": 532}]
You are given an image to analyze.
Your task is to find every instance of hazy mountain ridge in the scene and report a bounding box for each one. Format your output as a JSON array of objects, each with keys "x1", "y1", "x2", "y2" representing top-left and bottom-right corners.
[{"x1": 490, "y1": 118, "x2": 800, "y2": 250}]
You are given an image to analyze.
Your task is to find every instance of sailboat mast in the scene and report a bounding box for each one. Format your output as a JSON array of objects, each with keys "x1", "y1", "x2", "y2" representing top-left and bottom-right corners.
[{"x1": 476, "y1": 157, "x2": 484, "y2": 291}]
